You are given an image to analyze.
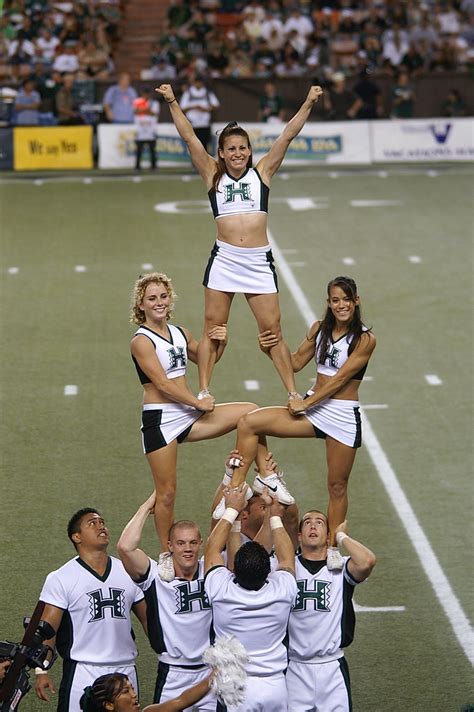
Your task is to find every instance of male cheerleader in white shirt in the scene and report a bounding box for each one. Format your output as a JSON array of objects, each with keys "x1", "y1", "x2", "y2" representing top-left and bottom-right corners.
[
  {"x1": 117, "y1": 493, "x2": 217, "y2": 710},
  {"x1": 204, "y1": 485, "x2": 297, "y2": 712},
  {"x1": 287, "y1": 511, "x2": 376, "y2": 711},
  {"x1": 34, "y1": 508, "x2": 147, "y2": 712}
]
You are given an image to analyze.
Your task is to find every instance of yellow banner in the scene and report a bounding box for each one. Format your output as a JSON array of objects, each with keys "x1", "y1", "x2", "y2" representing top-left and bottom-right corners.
[{"x1": 14, "y1": 126, "x2": 93, "y2": 170}]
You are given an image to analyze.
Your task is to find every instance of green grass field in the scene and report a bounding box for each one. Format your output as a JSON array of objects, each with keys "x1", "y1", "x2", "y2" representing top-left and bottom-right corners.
[{"x1": 1, "y1": 164, "x2": 473, "y2": 711}]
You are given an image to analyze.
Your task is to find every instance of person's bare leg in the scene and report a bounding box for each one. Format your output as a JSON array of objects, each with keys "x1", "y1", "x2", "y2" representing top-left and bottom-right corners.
[
  {"x1": 325, "y1": 437, "x2": 357, "y2": 546},
  {"x1": 197, "y1": 288, "x2": 233, "y2": 392},
  {"x1": 246, "y1": 293, "x2": 297, "y2": 394},
  {"x1": 145, "y1": 442, "x2": 178, "y2": 552}
]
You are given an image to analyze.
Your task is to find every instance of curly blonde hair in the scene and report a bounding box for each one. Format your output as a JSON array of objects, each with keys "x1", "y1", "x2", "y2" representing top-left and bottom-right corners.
[{"x1": 129, "y1": 272, "x2": 177, "y2": 325}]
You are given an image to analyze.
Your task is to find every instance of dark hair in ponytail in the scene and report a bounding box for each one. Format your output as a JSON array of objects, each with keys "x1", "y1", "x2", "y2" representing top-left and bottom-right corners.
[
  {"x1": 80, "y1": 673, "x2": 129, "y2": 711},
  {"x1": 212, "y1": 122, "x2": 253, "y2": 192},
  {"x1": 317, "y1": 276, "x2": 368, "y2": 364}
]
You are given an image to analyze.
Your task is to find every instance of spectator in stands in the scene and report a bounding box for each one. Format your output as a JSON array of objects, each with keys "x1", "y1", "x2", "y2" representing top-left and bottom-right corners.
[
  {"x1": 353, "y1": 67, "x2": 383, "y2": 119},
  {"x1": 227, "y1": 47, "x2": 254, "y2": 77},
  {"x1": 323, "y1": 72, "x2": 360, "y2": 121},
  {"x1": 382, "y1": 26, "x2": 410, "y2": 68},
  {"x1": 275, "y1": 48, "x2": 305, "y2": 78},
  {"x1": 441, "y1": 88, "x2": 467, "y2": 116},
  {"x1": 410, "y1": 14, "x2": 439, "y2": 62},
  {"x1": 8, "y1": 29, "x2": 35, "y2": 79},
  {"x1": 180, "y1": 74, "x2": 219, "y2": 151},
  {"x1": 400, "y1": 43, "x2": 425, "y2": 76},
  {"x1": 150, "y1": 56, "x2": 177, "y2": 81},
  {"x1": 253, "y1": 37, "x2": 278, "y2": 71},
  {"x1": 103, "y1": 72, "x2": 137, "y2": 123},
  {"x1": 283, "y1": 7, "x2": 314, "y2": 40},
  {"x1": 78, "y1": 38, "x2": 110, "y2": 79},
  {"x1": 390, "y1": 69, "x2": 415, "y2": 118},
  {"x1": 206, "y1": 44, "x2": 229, "y2": 77},
  {"x1": 258, "y1": 81, "x2": 285, "y2": 122},
  {"x1": 53, "y1": 41, "x2": 80, "y2": 74},
  {"x1": 167, "y1": 0, "x2": 192, "y2": 32},
  {"x1": 56, "y1": 72, "x2": 84, "y2": 124},
  {"x1": 59, "y1": 13, "x2": 81, "y2": 45},
  {"x1": 33, "y1": 65, "x2": 62, "y2": 116},
  {"x1": 15, "y1": 76, "x2": 40, "y2": 124},
  {"x1": 35, "y1": 27, "x2": 60, "y2": 64}
]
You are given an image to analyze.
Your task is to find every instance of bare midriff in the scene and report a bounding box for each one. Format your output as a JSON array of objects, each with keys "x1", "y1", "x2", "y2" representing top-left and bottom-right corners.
[
  {"x1": 142, "y1": 377, "x2": 187, "y2": 405},
  {"x1": 215, "y1": 212, "x2": 269, "y2": 247},
  {"x1": 314, "y1": 373, "x2": 361, "y2": 401}
]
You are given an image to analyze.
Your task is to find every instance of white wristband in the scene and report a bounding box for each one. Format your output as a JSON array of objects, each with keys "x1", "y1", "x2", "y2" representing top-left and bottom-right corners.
[
  {"x1": 221, "y1": 507, "x2": 239, "y2": 524},
  {"x1": 231, "y1": 521, "x2": 241, "y2": 533},
  {"x1": 35, "y1": 667, "x2": 48, "y2": 675},
  {"x1": 270, "y1": 516, "x2": 283, "y2": 530},
  {"x1": 336, "y1": 531, "x2": 348, "y2": 546}
]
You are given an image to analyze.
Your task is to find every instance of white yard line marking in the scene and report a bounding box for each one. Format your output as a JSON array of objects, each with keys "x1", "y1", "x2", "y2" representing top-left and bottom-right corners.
[
  {"x1": 425, "y1": 374, "x2": 443, "y2": 386},
  {"x1": 288, "y1": 197, "x2": 316, "y2": 211},
  {"x1": 182, "y1": 175, "x2": 192, "y2": 182},
  {"x1": 83, "y1": 177, "x2": 92, "y2": 184},
  {"x1": 8, "y1": 267, "x2": 19, "y2": 274},
  {"x1": 34, "y1": 179, "x2": 43, "y2": 186},
  {"x1": 244, "y1": 380, "x2": 260, "y2": 391},
  {"x1": 355, "y1": 603, "x2": 405, "y2": 613},
  {"x1": 279, "y1": 173, "x2": 290, "y2": 180},
  {"x1": 361, "y1": 412, "x2": 473, "y2": 665},
  {"x1": 288, "y1": 261, "x2": 306, "y2": 267},
  {"x1": 409, "y1": 255, "x2": 422, "y2": 263},
  {"x1": 268, "y1": 227, "x2": 474, "y2": 666},
  {"x1": 132, "y1": 176, "x2": 142, "y2": 183},
  {"x1": 378, "y1": 171, "x2": 388, "y2": 178},
  {"x1": 342, "y1": 257, "x2": 355, "y2": 265},
  {"x1": 329, "y1": 172, "x2": 339, "y2": 179},
  {"x1": 64, "y1": 385, "x2": 78, "y2": 396},
  {"x1": 350, "y1": 200, "x2": 403, "y2": 207},
  {"x1": 361, "y1": 404, "x2": 388, "y2": 410},
  {"x1": 74, "y1": 265, "x2": 87, "y2": 273},
  {"x1": 142, "y1": 263, "x2": 153, "y2": 270},
  {"x1": 427, "y1": 170, "x2": 438, "y2": 177},
  {"x1": 364, "y1": 376, "x2": 373, "y2": 382}
]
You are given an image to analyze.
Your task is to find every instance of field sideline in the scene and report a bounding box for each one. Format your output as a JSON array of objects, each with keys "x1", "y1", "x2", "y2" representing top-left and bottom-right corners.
[{"x1": 1, "y1": 164, "x2": 473, "y2": 711}]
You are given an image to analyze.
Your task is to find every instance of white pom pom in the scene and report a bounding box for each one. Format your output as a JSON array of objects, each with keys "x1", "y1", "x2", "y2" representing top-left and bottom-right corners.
[{"x1": 202, "y1": 635, "x2": 248, "y2": 708}]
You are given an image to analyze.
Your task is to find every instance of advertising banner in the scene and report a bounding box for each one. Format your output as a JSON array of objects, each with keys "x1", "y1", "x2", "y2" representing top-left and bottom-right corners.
[
  {"x1": 14, "y1": 126, "x2": 93, "y2": 170},
  {"x1": 98, "y1": 121, "x2": 371, "y2": 168},
  {"x1": 0, "y1": 128, "x2": 14, "y2": 169},
  {"x1": 371, "y1": 118, "x2": 474, "y2": 162},
  {"x1": 221, "y1": 121, "x2": 371, "y2": 165},
  {"x1": 98, "y1": 123, "x2": 192, "y2": 168}
]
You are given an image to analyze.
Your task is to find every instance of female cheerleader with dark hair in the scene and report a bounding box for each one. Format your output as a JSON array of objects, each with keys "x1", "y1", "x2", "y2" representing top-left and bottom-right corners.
[
  {"x1": 80, "y1": 672, "x2": 212, "y2": 711},
  {"x1": 221, "y1": 277, "x2": 376, "y2": 569},
  {"x1": 155, "y1": 81, "x2": 323, "y2": 402}
]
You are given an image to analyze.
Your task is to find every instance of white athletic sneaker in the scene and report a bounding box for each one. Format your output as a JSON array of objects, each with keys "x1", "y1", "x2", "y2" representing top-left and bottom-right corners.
[
  {"x1": 252, "y1": 471, "x2": 295, "y2": 505},
  {"x1": 326, "y1": 546, "x2": 344, "y2": 571},
  {"x1": 157, "y1": 552, "x2": 175, "y2": 582},
  {"x1": 212, "y1": 484, "x2": 253, "y2": 520}
]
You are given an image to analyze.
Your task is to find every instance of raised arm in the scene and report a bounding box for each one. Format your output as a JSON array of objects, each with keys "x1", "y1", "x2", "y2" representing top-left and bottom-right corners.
[
  {"x1": 117, "y1": 492, "x2": 156, "y2": 580},
  {"x1": 131, "y1": 335, "x2": 214, "y2": 412},
  {"x1": 335, "y1": 521, "x2": 376, "y2": 582},
  {"x1": 289, "y1": 331, "x2": 376, "y2": 415},
  {"x1": 205, "y1": 484, "x2": 248, "y2": 574},
  {"x1": 269, "y1": 498, "x2": 295, "y2": 575},
  {"x1": 155, "y1": 83, "x2": 216, "y2": 183},
  {"x1": 257, "y1": 86, "x2": 323, "y2": 181}
]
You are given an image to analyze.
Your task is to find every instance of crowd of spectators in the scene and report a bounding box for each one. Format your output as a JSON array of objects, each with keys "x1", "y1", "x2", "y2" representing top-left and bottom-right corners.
[
  {"x1": 1, "y1": 0, "x2": 471, "y2": 125},
  {"x1": 144, "y1": 0, "x2": 474, "y2": 83},
  {"x1": 0, "y1": 0, "x2": 121, "y2": 123}
]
